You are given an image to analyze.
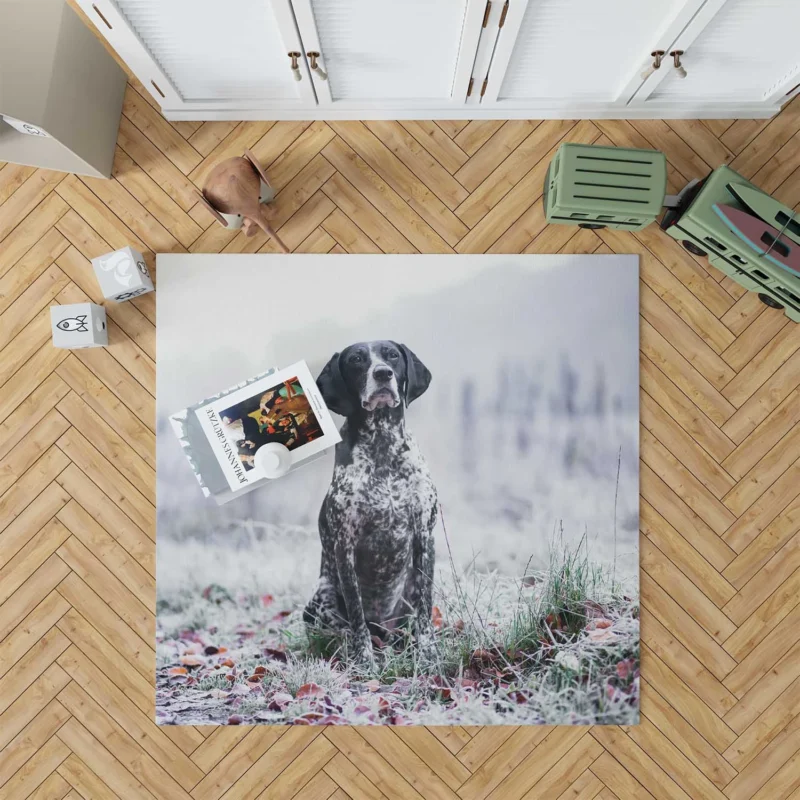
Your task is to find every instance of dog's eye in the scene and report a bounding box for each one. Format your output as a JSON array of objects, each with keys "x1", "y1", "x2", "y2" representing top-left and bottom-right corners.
[
  {"x1": 388, "y1": 352, "x2": 399, "y2": 360},
  {"x1": 350, "y1": 354, "x2": 362, "y2": 364}
]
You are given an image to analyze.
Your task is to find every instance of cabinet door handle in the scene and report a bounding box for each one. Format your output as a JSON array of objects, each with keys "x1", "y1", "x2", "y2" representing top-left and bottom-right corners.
[
  {"x1": 670, "y1": 50, "x2": 687, "y2": 79},
  {"x1": 640, "y1": 50, "x2": 665, "y2": 81},
  {"x1": 288, "y1": 52, "x2": 302, "y2": 81},
  {"x1": 307, "y1": 52, "x2": 328, "y2": 81}
]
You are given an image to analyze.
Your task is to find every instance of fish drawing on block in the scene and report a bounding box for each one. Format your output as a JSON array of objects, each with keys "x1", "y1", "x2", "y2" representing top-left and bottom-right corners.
[
  {"x1": 713, "y1": 203, "x2": 800, "y2": 277},
  {"x1": 57, "y1": 315, "x2": 89, "y2": 332}
]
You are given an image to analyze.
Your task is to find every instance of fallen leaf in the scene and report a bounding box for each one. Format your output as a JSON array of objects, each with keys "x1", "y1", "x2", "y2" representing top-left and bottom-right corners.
[
  {"x1": 167, "y1": 667, "x2": 187, "y2": 676},
  {"x1": 180, "y1": 656, "x2": 204, "y2": 667},
  {"x1": 227, "y1": 715, "x2": 243, "y2": 725},
  {"x1": 263, "y1": 648, "x2": 287, "y2": 662},
  {"x1": 431, "y1": 606, "x2": 443, "y2": 630},
  {"x1": 587, "y1": 627, "x2": 616, "y2": 643},
  {"x1": 471, "y1": 649, "x2": 497, "y2": 664},
  {"x1": 267, "y1": 692, "x2": 294, "y2": 711},
  {"x1": 584, "y1": 600, "x2": 607, "y2": 619},
  {"x1": 296, "y1": 682, "x2": 324, "y2": 699}
]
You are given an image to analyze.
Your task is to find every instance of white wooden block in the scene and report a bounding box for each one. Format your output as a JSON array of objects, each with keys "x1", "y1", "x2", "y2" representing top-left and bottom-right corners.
[
  {"x1": 50, "y1": 302, "x2": 108, "y2": 348},
  {"x1": 91, "y1": 246, "x2": 154, "y2": 302}
]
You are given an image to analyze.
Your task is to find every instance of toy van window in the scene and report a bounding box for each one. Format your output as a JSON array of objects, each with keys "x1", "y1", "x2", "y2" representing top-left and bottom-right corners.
[
  {"x1": 752, "y1": 269, "x2": 769, "y2": 280},
  {"x1": 778, "y1": 287, "x2": 800, "y2": 305},
  {"x1": 731, "y1": 254, "x2": 747, "y2": 265},
  {"x1": 570, "y1": 213, "x2": 588, "y2": 218},
  {"x1": 704, "y1": 236, "x2": 727, "y2": 251},
  {"x1": 776, "y1": 212, "x2": 800, "y2": 239},
  {"x1": 761, "y1": 233, "x2": 790, "y2": 259}
]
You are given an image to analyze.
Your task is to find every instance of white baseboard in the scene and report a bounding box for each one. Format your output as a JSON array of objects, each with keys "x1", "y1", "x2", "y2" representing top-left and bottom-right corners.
[{"x1": 163, "y1": 103, "x2": 780, "y2": 122}]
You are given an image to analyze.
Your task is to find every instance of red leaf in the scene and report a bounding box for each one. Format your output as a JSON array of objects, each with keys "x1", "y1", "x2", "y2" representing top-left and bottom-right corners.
[
  {"x1": 431, "y1": 606, "x2": 443, "y2": 630},
  {"x1": 268, "y1": 692, "x2": 294, "y2": 711},
  {"x1": 264, "y1": 648, "x2": 287, "y2": 663},
  {"x1": 167, "y1": 667, "x2": 187, "y2": 676},
  {"x1": 261, "y1": 594, "x2": 274, "y2": 607},
  {"x1": 296, "y1": 682, "x2": 324, "y2": 699},
  {"x1": 227, "y1": 715, "x2": 243, "y2": 725}
]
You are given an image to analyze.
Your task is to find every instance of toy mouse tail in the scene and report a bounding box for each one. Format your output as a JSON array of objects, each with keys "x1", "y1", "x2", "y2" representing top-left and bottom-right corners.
[{"x1": 255, "y1": 213, "x2": 290, "y2": 254}]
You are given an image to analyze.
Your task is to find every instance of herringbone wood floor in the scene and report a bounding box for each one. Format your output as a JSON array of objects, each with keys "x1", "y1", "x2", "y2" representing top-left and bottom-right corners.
[{"x1": 4, "y1": 24, "x2": 800, "y2": 800}]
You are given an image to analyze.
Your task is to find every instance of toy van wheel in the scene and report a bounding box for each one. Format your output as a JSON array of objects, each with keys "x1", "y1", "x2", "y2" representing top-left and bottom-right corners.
[
  {"x1": 578, "y1": 223, "x2": 606, "y2": 229},
  {"x1": 758, "y1": 293, "x2": 784, "y2": 310},
  {"x1": 682, "y1": 240, "x2": 707, "y2": 257}
]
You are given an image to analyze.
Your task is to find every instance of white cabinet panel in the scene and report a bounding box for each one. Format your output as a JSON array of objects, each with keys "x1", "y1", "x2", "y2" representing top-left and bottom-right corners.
[
  {"x1": 648, "y1": 0, "x2": 800, "y2": 103},
  {"x1": 76, "y1": 0, "x2": 314, "y2": 110},
  {"x1": 496, "y1": 0, "x2": 687, "y2": 102},
  {"x1": 293, "y1": 0, "x2": 484, "y2": 105},
  {"x1": 115, "y1": 0, "x2": 300, "y2": 101}
]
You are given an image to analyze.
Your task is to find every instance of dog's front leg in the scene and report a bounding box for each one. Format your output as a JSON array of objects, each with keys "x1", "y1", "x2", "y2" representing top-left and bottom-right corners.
[
  {"x1": 334, "y1": 540, "x2": 374, "y2": 666},
  {"x1": 412, "y1": 526, "x2": 436, "y2": 660}
]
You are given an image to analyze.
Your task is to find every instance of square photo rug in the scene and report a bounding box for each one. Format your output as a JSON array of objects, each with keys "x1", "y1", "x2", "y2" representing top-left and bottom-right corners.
[{"x1": 155, "y1": 254, "x2": 639, "y2": 726}]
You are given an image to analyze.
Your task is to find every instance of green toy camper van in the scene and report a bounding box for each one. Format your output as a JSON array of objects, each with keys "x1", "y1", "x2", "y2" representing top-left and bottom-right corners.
[
  {"x1": 660, "y1": 165, "x2": 800, "y2": 323},
  {"x1": 544, "y1": 141, "x2": 800, "y2": 322},
  {"x1": 544, "y1": 143, "x2": 667, "y2": 231}
]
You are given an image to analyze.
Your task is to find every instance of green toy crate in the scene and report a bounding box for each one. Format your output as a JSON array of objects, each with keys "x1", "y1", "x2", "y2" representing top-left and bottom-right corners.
[
  {"x1": 660, "y1": 164, "x2": 800, "y2": 323},
  {"x1": 544, "y1": 143, "x2": 667, "y2": 231}
]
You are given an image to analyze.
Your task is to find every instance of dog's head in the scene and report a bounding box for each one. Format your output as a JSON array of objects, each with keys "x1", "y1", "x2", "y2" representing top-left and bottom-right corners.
[{"x1": 317, "y1": 341, "x2": 431, "y2": 417}]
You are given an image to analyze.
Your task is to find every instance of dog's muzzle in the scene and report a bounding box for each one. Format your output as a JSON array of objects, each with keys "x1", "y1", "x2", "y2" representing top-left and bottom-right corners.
[{"x1": 362, "y1": 387, "x2": 399, "y2": 411}]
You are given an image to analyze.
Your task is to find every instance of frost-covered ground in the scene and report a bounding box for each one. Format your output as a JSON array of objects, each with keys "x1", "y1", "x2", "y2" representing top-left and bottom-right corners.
[{"x1": 156, "y1": 530, "x2": 639, "y2": 726}]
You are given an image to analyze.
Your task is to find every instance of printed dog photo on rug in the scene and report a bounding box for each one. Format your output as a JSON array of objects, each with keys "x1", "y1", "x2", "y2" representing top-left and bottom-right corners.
[
  {"x1": 218, "y1": 376, "x2": 324, "y2": 470},
  {"x1": 155, "y1": 254, "x2": 640, "y2": 727}
]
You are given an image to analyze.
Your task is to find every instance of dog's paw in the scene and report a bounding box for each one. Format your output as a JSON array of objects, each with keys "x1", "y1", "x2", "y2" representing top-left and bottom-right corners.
[
  {"x1": 350, "y1": 634, "x2": 376, "y2": 668},
  {"x1": 417, "y1": 633, "x2": 438, "y2": 664}
]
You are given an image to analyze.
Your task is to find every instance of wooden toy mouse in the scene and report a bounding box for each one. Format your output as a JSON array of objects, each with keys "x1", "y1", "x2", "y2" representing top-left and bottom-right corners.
[{"x1": 197, "y1": 149, "x2": 290, "y2": 253}]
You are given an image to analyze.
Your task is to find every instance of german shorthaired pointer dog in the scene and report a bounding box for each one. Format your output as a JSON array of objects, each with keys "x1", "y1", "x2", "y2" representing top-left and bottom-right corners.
[{"x1": 304, "y1": 341, "x2": 437, "y2": 665}]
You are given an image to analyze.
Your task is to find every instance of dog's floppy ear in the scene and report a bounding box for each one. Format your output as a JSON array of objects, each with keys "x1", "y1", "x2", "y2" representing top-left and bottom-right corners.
[
  {"x1": 398, "y1": 343, "x2": 431, "y2": 406},
  {"x1": 317, "y1": 352, "x2": 357, "y2": 417}
]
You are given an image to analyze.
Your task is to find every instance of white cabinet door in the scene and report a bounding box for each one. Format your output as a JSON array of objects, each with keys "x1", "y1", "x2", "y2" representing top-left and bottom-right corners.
[
  {"x1": 632, "y1": 0, "x2": 800, "y2": 111},
  {"x1": 479, "y1": 0, "x2": 704, "y2": 110},
  {"x1": 76, "y1": 0, "x2": 316, "y2": 112},
  {"x1": 289, "y1": 0, "x2": 486, "y2": 108}
]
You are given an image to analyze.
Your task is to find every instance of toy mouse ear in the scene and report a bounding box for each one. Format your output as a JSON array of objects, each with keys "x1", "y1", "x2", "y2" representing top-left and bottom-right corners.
[
  {"x1": 316, "y1": 352, "x2": 357, "y2": 417},
  {"x1": 243, "y1": 149, "x2": 272, "y2": 190},
  {"x1": 196, "y1": 190, "x2": 229, "y2": 228}
]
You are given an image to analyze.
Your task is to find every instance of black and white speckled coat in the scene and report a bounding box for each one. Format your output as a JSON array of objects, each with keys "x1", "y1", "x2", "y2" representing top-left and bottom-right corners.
[{"x1": 304, "y1": 341, "x2": 437, "y2": 665}]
